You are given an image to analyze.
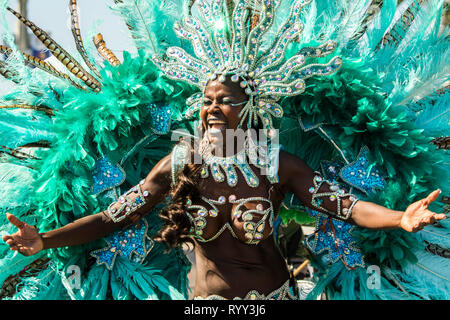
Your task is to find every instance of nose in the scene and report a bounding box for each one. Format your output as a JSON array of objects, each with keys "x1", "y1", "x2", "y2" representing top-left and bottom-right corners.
[{"x1": 205, "y1": 100, "x2": 220, "y2": 114}]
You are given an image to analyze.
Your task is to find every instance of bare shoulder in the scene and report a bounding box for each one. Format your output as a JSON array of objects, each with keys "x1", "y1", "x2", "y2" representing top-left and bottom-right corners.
[
  {"x1": 279, "y1": 150, "x2": 308, "y2": 172},
  {"x1": 144, "y1": 153, "x2": 172, "y2": 186},
  {"x1": 278, "y1": 150, "x2": 313, "y2": 185}
]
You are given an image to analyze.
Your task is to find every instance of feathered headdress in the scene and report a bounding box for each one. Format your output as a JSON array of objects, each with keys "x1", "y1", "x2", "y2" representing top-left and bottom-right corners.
[{"x1": 152, "y1": 0, "x2": 342, "y2": 134}]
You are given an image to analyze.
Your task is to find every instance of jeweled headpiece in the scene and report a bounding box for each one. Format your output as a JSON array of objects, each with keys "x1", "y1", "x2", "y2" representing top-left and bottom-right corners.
[{"x1": 152, "y1": 0, "x2": 342, "y2": 133}]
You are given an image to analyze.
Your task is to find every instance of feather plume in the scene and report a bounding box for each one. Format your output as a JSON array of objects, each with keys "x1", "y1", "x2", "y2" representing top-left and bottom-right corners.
[
  {"x1": 332, "y1": 0, "x2": 374, "y2": 49},
  {"x1": 395, "y1": 0, "x2": 444, "y2": 54},
  {"x1": 360, "y1": 0, "x2": 397, "y2": 53},
  {"x1": 431, "y1": 136, "x2": 450, "y2": 150},
  {"x1": 0, "y1": 60, "x2": 19, "y2": 83},
  {"x1": 0, "y1": 109, "x2": 55, "y2": 149},
  {"x1": 69, "y1": 0, "x2": 102, "y2": 78},
  {"x1": 111, "y1": 0, "x2": 184, "y2": 55},
  {"x1": 0, "y1": 104, "x2": 53, "y2": 117},
  {"x1": 6, "y1": 6, "x2": 102, "y2": 92},
  {"x1": 378, "y1": 0, "x2": 421, "y2": 47},
  {"x1": 419, "y1": 226, "x2": 450, "y2": 249},
  {"x1": 414, "y1": 90, "x2": 450, "y2": 137},
  {"x1": 93, "y1": 34, "x2": 121, "y2": 66},
  {"x1": 0, "y1": 45, "x2": 86, "y2": 90}
]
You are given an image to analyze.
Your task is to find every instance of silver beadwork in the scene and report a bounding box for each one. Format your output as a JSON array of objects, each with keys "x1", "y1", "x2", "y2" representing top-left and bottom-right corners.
[
  {"x1": 194, "y1": 279, "x2": 297, "y2": 300},
  {"x1": 308, "y1": 173, "x2": 358, "y2": 220},
  {"x1": 153, "y1": 0, "x2": 342, "y2": 131},
  {"x1": 186, "y1": 194, "x2": 274, "y2": 245},
  {"x1": 106, "y1": 182, "x2": 150, "y2": 223}
]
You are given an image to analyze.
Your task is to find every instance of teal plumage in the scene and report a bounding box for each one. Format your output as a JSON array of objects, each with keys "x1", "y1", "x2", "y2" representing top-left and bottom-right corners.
[{"x1": 0, "y1": 0, "x2": 448, "y2": 300}]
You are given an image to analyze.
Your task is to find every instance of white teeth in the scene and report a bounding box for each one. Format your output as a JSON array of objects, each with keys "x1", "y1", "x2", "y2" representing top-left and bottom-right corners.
[
  {"x1": 209, "y1": 122, "x2": 226, "y2": 124},
  {"x1": 208, "y1": 120, "x2": 226, "y2": 125}
]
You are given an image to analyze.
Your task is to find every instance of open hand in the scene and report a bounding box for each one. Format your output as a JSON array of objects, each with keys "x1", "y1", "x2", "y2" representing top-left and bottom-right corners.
[
  {"x1": 2, "y1": 213, "x2": 43, "y2": 256},
  {"x1": 400, "y1": 189, "x2": 447, "y2": 233}
]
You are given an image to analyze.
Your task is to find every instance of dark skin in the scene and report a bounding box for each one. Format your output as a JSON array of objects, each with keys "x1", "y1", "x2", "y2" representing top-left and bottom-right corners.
[{"x1": 2, "y1": 78, "x2": 446, "y2": 299}]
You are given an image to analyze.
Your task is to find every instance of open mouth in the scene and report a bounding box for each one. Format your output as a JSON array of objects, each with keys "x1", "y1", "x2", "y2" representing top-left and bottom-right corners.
[{"x1": 207, "y1": 119, "x2": 227, "y2": 131}]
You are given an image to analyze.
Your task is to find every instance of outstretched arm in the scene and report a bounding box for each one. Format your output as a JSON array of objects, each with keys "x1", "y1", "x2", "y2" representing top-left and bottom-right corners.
[
  {"x1": 2, "y1": 154, "x2": 173, "y2": 255},
  {"x1": 278, "y1": 151, "x2": 446, "y2": 232}
]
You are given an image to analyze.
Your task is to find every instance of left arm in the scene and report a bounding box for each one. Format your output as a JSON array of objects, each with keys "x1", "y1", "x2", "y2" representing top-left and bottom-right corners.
[{"x1": 278, "y1": 151, "x2": 446, "y2": 232}]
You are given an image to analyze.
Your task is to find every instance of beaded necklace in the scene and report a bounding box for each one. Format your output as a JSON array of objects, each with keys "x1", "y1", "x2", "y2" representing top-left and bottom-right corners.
[
  {"x1": 199, "y1": 134, "x2": 273, "y2": 188},
  {"x1": 183, "y1": 136, "x2": 277, "y2": 244}
]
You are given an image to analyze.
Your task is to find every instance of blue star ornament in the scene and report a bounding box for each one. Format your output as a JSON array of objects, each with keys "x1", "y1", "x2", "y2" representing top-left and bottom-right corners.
[
  {"x1": 305, "y1": 210, "x2": 365, "y2": 269},
  {"x1": 90, "y1": 220, "x2": 154, "y2": 270},
  {"x1": 92, "y1": 157, "x2": 126, "y2": 195},
  {"x1": 148, "y1": 103, "x2": 172, "y2": 135},
  {"x1": 339, "y1": 146, "x2": 385, "y2": 194}
]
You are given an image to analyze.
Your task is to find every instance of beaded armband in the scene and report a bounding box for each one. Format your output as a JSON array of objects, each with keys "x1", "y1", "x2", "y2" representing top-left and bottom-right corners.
[
  {"x1": 171, "y1": 142, "x2": 190, "y2": 186},
  {"x1": 308, "y1": 173, "x2": 358, "y2": 220},
  {"x1": 106, "y1": 180, "x2": 150, "y2": 223}
]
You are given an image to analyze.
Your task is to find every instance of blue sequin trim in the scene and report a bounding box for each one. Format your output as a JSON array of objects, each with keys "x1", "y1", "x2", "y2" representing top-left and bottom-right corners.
[
  {"x1": 340, "y1": 146, "x2": 385, "y2": 194},
  {"x1": 90, "y1": 219, "x2": 154, "y2": 271},
  {"x1": 92, "y1": 157, "x2": 126, "y2": 195},
  {"x1": 148, "y1": 103, "x2": 172, "y2": 135},
  {"x1": 305, "y1": 210, "x2": 365, "y2": 269}
]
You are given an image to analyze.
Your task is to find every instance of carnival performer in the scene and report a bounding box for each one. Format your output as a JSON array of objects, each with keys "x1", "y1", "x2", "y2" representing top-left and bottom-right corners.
[
  {"x1": 0, "y1": 0, "x2": 448, "y2": 300},
  {"x1": 2, "y1": 73, "x2": 446, "y2": 299}
]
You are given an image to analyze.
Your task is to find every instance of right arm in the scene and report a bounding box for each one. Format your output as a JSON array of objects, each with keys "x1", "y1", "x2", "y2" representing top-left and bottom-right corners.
[{"x1": 2, "y1": 154, "x2": 173, "y2": 256}]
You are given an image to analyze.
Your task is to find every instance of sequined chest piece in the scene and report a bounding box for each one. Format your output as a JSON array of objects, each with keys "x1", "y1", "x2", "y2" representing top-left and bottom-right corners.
[
  {"x1": 186, "y1": 193, "x2": 275, "y2": 245},
  {"x1": 172, "y1": 143, "x2": 278, "y2": 245}
]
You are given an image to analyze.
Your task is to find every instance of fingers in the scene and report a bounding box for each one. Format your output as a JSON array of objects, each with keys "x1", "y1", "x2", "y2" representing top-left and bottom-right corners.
[
  {"x1": 414, "y1": 212, "x2": 447, "y2": 232},
  {"x1": 3, "y1": 240, "x2": 31, "y2": 255},
  {"x1": 4, "y1": 238, "x2": 20, "y2": 250},
  {"x1": 1, "y1": 234, "x2": 25, "y2": 254},
  {"x1": 423, "y1": 189, "x2": 441, "y2": 206},
  {"x1": 434, "y1": 213, "x2": 447, "y2": 221},
  {"x1": 6, "y1": 213, "x2": 25, "y2": 229}
]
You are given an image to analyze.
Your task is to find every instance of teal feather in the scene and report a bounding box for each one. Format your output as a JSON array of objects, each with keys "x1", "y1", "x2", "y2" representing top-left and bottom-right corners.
[
  {"x1": 362, "y1": 0, "x2": 398, "y2": 52},
  {"x1": 418, "y1": 225, "x2": 450, "y2": 249},
  {"x1": 0, "y1": 109, "x2": 55, "y2": 149},
  {"x1": 110, "y1": 271, "x2": 132, "y2": 299},
  {"x1": 65, "y1": 264, "x2": 110, "y2": 300},
  {"x1": 0, "y1": 251, "x2": 46, "y2": 293},
  {"x1": 111, "y1": 0, "x2": 184, "y2": 55},
  {"x1": 0, "y1": 163, "x2": 35, "y2": 209},
  {"x1": 395, "y1": 0, "x2": 444, "y2": 54},
  {"x1": 332, "y1": 0, "x2": 373, "y2": 48},
  {"x1": 5, "y1": 260, "x2": 69, "y2": 300},
  {"x1": 413, "y1": 91, "x2": 450, "y2": 137},
  {"x1": 387, "y1": 250, "x2": 450, "y2": 299}
]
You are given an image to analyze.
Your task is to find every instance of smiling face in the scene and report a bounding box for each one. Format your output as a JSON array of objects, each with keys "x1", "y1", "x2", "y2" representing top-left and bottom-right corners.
[{"x1": 200, "y1": 76, "x2": 249, "y2": 146}]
